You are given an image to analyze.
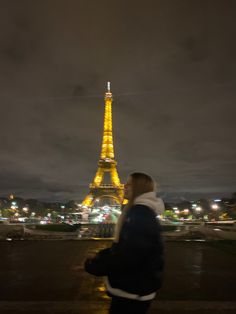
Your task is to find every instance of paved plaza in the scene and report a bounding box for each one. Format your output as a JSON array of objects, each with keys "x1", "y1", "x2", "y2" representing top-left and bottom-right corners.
[{"x1": 0, "y1": 240, "x2": 236, "y2": 313}]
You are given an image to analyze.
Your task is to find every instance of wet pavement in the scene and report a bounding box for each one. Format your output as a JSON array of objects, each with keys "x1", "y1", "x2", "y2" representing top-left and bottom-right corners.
[{"x1": 1, "y1": 240, "x2": 236, "y2": 313}]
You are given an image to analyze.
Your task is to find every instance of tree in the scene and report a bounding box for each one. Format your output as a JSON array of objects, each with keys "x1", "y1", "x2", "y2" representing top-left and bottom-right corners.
[
  {"x1": 65, "y1": 200, "x2": 77, "y2": 212},
  {"x1": 231, "y1": 192, "x2": 236, "y2": 201}
]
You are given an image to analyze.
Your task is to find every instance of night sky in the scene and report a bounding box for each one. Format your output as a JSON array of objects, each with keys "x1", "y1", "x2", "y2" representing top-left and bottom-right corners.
[{"x1": 0, "y1": 0, "x2": 235, "y2": 202}]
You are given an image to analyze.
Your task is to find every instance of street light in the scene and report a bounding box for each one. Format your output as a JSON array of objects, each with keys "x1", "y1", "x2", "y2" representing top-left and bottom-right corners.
[{"x1": 23, "y1": 207, "x2": 28, "y2": 213}]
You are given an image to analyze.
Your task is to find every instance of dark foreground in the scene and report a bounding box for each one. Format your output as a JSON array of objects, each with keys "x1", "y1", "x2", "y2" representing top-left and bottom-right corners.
[{"x1": 1, "y1": 240, "x2": 236, "y2": 314}]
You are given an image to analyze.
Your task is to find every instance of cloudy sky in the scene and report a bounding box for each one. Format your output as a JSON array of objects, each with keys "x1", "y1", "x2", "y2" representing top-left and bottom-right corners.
[{"x1": 0, "y1": 0, "x2": 235, "y2": 201}]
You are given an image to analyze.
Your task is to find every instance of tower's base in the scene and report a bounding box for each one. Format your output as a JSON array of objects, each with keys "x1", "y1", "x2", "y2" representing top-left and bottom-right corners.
[{"x1": 82, "y1": 184, "x2": 124, "y2": 207}]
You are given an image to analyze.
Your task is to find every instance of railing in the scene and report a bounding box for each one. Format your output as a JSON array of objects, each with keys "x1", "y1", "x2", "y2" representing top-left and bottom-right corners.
[
  {"x1": 89, "y1": 184, "x2": 124, "y2": 189},
  {"x1": 79, "y1": 223, "x2": 115, "y2": 238}
]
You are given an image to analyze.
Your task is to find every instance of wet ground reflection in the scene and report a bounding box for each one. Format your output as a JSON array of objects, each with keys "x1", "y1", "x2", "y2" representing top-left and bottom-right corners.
[{"x1": 0, "y1": 240, "x2": 236, "y2": 302}]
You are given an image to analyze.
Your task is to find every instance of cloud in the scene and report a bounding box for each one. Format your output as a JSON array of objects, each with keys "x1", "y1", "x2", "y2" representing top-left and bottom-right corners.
[{"x1": 0, "y1": 0, "x2": 235, "y2": 201}]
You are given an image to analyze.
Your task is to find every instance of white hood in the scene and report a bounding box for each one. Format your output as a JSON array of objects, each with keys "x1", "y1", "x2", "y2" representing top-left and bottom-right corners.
[{"x1": 134, "y1": 191, "x2": 165, "y2": 215}]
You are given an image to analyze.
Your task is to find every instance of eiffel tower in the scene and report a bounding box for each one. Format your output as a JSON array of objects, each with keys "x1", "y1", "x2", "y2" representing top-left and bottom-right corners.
[{"x1": 82, "y1": 82, "x2": 124, "y2": 207}]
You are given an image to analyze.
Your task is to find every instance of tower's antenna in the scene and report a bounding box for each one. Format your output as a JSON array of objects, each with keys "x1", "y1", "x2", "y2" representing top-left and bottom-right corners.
[{"x1": 107, "y1": 81, "x2": 111, "y2": 92}]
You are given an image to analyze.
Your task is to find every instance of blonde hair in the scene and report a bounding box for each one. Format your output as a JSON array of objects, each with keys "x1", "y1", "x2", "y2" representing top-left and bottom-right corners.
[
  {"x1": 115, "y1": 173, "x2": 156, "y2": 242},
  {"x1": 128, "y1": 172, "x2": 155, "y2": 204}
]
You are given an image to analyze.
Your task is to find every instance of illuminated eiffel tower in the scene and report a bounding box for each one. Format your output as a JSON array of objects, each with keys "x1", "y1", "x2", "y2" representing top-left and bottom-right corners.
[{"x1": 82, "y1": 82, "x2": 124, "y2": 207}]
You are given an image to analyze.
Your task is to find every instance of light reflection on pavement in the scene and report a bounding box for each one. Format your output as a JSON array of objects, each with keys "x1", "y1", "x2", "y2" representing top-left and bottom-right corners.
[{"x1": 0, "y1": 240, "x2": 236, "y2": 313}]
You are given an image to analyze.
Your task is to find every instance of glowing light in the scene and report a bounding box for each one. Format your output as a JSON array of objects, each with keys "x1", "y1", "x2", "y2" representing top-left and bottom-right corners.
[
  {"x1": 212, "y1": 204, "x2": 219, "y2": 210},
  {"x1": 195, "y1": 206, "x2": 202, "y2": 212},
  {"x1": 82, "y1": 83, "x2": 124, "y2": 207}
]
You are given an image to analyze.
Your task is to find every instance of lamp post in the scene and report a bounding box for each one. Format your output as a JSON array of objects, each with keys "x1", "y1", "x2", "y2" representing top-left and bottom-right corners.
[
  {"x1": 194, "y1": 206, "x2": 202, "y2": 219},
  {"x1": 211, "y1": 203, "x2": 219, "y2": 221}
]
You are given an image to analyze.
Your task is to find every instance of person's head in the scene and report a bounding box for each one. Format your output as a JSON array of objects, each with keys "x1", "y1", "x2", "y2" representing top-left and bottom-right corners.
[{"x1": 124, "y1": 172, "x2": 155, "y2": 201}]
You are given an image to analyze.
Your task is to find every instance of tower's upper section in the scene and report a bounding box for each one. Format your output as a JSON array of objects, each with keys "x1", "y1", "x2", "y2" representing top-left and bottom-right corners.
[
  {"x1": 104, "y1": 81, "x2": 113, "y2": 100},
  {"x1": 100, "y1": 82, "x2": 115, "y2": 160}
]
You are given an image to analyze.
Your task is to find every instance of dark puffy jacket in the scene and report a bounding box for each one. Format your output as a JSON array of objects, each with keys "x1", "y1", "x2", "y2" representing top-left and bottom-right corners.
[{"x1": 84, "y1": 204, "x2": 164, "y2": 296}]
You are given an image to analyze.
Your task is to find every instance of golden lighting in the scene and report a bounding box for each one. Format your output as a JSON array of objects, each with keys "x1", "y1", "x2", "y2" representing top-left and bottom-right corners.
[{"x1": 82, "y1": 83, "x2": 124, "y2": 207}]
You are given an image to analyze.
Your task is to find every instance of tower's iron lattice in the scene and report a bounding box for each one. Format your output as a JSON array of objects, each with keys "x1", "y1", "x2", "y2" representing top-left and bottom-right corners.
[{"x1": 82, "y1": 83, "x2": 124, "y2": 207}]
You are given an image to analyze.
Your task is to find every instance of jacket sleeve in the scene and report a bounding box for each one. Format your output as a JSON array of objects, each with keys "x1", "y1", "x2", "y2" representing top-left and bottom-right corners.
[{"x1": 84, "y1": 247, "x2": 111, "y2": 276}]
